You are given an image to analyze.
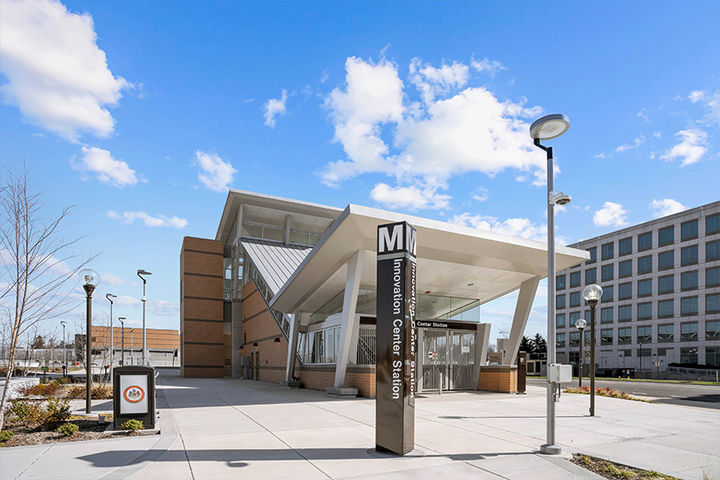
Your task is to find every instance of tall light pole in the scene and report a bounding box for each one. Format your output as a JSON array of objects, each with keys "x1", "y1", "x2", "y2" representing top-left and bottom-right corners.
[
  {"x1": 575, "y1": 318, "x2": 587, "y2": 387},
  {"x1": 60, "y1": 320, "x2": 67, "y2": 376},
  {"x1": 118, "y1": 317, "x2": 126, "y2": 366},
  {"x1": 582, "y1": 284, "x2": 603, "y2": 416},
  {"x1": 106, "y1": 294, "x2": 117, "y2": 376},
  {"x1": 130, "y1": 329, "x2": 135, "y2": 365},
  {"x1": 530, "y1": 114, "x2": 571, "y2": 455},
  {"x1": 79, "y1": 269, "x2": 99, "y2": 414},
  {"x1": 137, "y1": 269, "x2": 152, "y2": 365}
]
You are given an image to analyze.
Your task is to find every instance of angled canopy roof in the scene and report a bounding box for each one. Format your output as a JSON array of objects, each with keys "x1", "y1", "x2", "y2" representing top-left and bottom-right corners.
[{"x1": 241, "y1": 239, "x2": 312, "y2": 295}]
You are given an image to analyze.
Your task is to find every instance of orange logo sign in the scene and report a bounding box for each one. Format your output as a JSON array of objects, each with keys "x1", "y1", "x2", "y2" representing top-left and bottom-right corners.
[{"x1": 123, "y1": 385, "x2": 145, "y2": 403}]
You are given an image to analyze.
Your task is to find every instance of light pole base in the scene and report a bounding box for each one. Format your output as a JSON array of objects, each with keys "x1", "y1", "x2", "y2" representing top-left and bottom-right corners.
[{"x1": 540, "y1": 444, "x2": 562, "y2": 455}]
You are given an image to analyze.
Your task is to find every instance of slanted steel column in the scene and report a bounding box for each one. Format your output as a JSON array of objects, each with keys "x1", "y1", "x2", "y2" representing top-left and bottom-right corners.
[
  {"x1": 333, "y1": 251, "x2": 363, "y2": 388},
  {"x1": 504, "y1": 276, "x2": 541, "y2": 366},
  {"x1": 285, "y1": 313, "x2": 301, "y2": 382}
]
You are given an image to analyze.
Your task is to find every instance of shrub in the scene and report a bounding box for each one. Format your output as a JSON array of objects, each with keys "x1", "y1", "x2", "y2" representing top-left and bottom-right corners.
[
  {"x1": 56, "y1": 423, "x2": 79, "y2": 437},
  {"x1": 8, "y1": 400, "x2": 46, "y2": 427},
  {"x1": 91, "y1": 384, "x2": 113, "y2": 399},
  {"x1": 65, "y1": 385, "x2": 85, "y2": 399},
  {"x1": 18, "y1": 381, "x2": 62, "y2": 398},
  {"x1": 44, "y1": 398, "x2": 71, "y2": 427},
  {"x1": 0, "y1": 430, "x2": 14, "y2": 442},
  {"x1": 120, "y1": 419, "x2": 144, "y2": 432}
]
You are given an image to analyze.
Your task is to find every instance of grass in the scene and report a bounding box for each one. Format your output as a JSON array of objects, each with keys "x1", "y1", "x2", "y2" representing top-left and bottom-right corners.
[
  {"x1": 572, "y1": 454, "x2": 679, "y2": 479},
  {"x1": 564, "y1": 386, "x2": 654, "y2": 403}
]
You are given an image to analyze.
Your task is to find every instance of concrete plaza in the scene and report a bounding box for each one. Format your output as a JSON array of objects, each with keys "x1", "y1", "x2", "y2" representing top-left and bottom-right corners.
[{"x1": 1, "y1": 374, "x2": 718, "y2": 479}]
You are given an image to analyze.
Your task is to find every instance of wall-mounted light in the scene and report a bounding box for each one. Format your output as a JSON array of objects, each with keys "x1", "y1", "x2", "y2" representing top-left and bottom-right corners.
[
  {"x1": 273, "y1": 337, "x2": 281, "y2": 343},
  {"x1": 252, "y1": 342, "x2": 258, "y2": 347}
]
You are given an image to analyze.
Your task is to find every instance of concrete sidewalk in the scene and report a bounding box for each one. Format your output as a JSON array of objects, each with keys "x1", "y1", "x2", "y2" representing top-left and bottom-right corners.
[{"x1": 1, "y1": 377, "x2": 718, "y2": 479}]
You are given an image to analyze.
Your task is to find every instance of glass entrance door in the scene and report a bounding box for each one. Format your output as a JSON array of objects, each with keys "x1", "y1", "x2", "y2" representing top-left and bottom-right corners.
[
  {"x1": 448, "y1": 331, "x2": 475, "y2": 390},
  {"x1": 422, "y1": 330, "x2": 447, "y2": 390},
  {"x1": 421, "y1": 330, "x2": 475, "y2": 391}
]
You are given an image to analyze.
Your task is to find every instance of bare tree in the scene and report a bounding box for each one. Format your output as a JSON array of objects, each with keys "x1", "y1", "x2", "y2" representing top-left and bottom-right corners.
[{"x1": 0, "y1": 169, "x2": 94, "y2": 430}]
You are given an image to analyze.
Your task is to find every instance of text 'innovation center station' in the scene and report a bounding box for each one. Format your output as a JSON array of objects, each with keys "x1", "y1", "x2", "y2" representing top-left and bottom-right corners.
[{"x1": 180, "y1": 190, "x2": 588, "y2": 397}]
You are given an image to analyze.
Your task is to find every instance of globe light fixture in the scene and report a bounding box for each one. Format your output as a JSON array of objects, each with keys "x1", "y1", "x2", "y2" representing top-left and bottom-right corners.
[
  {"x1": 79, "y1": 268, "x2": 99, "y2": 414},
  {"x1": 582, "y1": 283, "x2": 603, "y2": 416},
  {"x1": 582, "y1": 284, "x2": 603, "y2": 302},
  {"x1": 575, "y1": 318, "x2": 587, "y2": 387},
  {"x1": 574, "y1": 318, "x2": 587, "y2": 330}
]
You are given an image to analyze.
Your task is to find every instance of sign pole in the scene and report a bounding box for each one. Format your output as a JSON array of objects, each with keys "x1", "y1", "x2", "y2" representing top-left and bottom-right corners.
[{"x1": 375, "y1": 221, "x2": 417, "y2": 455}]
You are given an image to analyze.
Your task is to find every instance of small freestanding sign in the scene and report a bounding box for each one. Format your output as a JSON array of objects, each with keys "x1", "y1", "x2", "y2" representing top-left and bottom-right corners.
[
  {"x1": 376, "y1": 221, "x2": 417, "y2": 455},
  {"x1": 113, "y1": 365, "x2": 156, "y2": 430}
]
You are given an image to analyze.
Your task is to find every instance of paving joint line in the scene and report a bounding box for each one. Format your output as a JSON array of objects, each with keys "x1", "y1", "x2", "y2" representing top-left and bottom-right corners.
[{"x1": 12, "y1": 444, "x2": 54, "y2": 480}]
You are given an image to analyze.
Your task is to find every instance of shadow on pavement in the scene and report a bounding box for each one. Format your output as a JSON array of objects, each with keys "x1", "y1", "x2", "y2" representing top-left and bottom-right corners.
[{"x1": 438, "y1": 415, "x2": 585, "y2": 419}]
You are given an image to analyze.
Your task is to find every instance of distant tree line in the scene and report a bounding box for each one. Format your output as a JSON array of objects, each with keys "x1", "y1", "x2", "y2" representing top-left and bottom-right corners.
[{"x1": 519, "y1": 333, "x2": 547, "y2": 355}]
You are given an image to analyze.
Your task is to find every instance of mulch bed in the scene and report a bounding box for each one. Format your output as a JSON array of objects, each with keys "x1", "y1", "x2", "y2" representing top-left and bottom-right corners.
[
  {"x1": 571, "y1": 453, "x2": 678, "y2": 480},
  {"x1": 1, "y1": 419, "x2": 156, "y2": 448}
]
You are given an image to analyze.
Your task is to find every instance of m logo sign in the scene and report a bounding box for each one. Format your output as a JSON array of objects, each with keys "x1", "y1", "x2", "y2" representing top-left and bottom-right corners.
[{"x1": 378, "y1": 222, "x2": 417, "y2": 256}]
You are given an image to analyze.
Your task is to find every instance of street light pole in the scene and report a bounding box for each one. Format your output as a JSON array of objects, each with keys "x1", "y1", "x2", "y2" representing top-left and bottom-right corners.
[
  {"x1": 130, "y1": 329, "x2": 134, "y2": 365},
  {"x1": 582, "y1": 284, "x2": 603, "y2": 417},
  {"x1": 137, "y1": 270, "x2": 152, "y2": 365},
  {"x1": 575, "y1": 318, "x2": 587, "y2": 387},
  {"x1": 60, "y1": 320, "x2": 66, "y2": 377},
  {"x1": 119, "y1": 317, "x2": 125, "y2": 366},
  {"x1": 106, "y1": 294, "x2": 117, "y2": 377},
  {"x1": 80, "y1": 269, "x2": 99, "y2": 414},
  {"x1": 531, "y1": 114, "x2": 571, "y2": 456}
]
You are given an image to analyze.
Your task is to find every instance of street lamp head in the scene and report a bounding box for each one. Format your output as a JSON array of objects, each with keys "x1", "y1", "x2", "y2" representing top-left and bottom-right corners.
[
  {"x1": 582, "y1": 284, "x2": 603, "y2": 302},
  {"x1": 137, "y1": 269, "x2": 152, "y2": 276},
  {"x1": 106, "y1": 293, "x2": 117, "y2": 301},
  {"x1": 530, "y1": 114, "x2": 570, "y2": 141},
  {"x1": 79, "y1": 268, "x2": 100, "y2": 287},
  {"x1": 549, "y1": 191, "x2": 572, "y2": 206},
  {"x1": 575, "y1": 318, "x2": 587, "y2": 330},
  {"x1": 118, "y1": 316, "x2": 125, "y2": 324},
  {"x1": 60, "y1": 320, "x2": 66, "y2": 326}
]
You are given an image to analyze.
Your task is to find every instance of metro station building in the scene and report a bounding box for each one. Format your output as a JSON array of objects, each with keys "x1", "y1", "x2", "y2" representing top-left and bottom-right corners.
[{"x1": 180, "y1": 190, "x2": 587, "y2": 396}]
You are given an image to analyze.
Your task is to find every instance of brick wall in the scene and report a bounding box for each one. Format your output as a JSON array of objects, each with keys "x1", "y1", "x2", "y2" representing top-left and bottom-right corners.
[
  {"x1": 297, "y1": 365, "x2": 376, "y2": 398},
  {"x1": 180, "y1": 236, "x2": 225, "y2": 378},
  {"x1": 477, "y1": 366, "x2": 518, "y2": 393},
  {"x1": 91, "y1": 326, "x2": 179, "y2": 350}
]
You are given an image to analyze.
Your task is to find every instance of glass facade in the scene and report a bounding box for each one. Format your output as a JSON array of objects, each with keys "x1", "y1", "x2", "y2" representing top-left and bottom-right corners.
[
  {"x1": 658, "y1": 250, "x2": 674, "y2": 270},
  {"x1": 602, "y1": 285, "x2": 614, "y2": 302},
  {"x1": 706, "y1": 320, "x2": 720, "y2": 340},
  {"x1": 637, "y1": 325, "x2": 652, "y2": 343},
  {"x1": 681, "y1": 245, "x2": 698, "y2": 266},
  {"x1": 619, "y1": 260, "x2": 632, "y2": 278},
  {"x1": 637, "y1": 278, "x2": 652, "y2": 297},
  {"x1": 680, "y1": 296, "x2": 698, "y2": 316},
  {"x1": 658, "y1": 324, "x2": 674, "y2": 342},
  {"x1": 638, "y1": 255, "x2": 652, "y2": 274},
  {"x1": 707, "y1": 240, "x2": 720, "y2": 261},
  {"x1": 681, "y1": 220, "x2": 698, "y2": 241},
  {"x1": 707, "y1": 267, "x2": 720, "y2": 287},
  {"x1": 601, "y1": 307, "x2": 613, "y2": 323},
  {"x1": 638, "y1": 232, "x2": 653, "y2": 251},
  {"x1": 618, "y1": 304, "x2": 632, "y2": 322},
  {"x1": 619, "y1": 237, "x2": 632, "y2": 256},
  {"x1": 680, "y1": 347, "x2": 698, "y2": 364},
  {"x1": 569, "y1": 291, "x2": 581, "y2": 307},
  {"x1": 681, "y1": 271, "x2": 698, "y2": 291},
  {"x1": 706, "y1": 293, "x2": 720, "y2": 314},
  {"x1": 556, "y1": 274, "x2": 566, "y2": 290},
  {"x1": 570, "y1": 271, "x2": 581, "y2": 288},
  {"x1": 658, "y1": 226, "x2": 674, "y2": 246},
  {"x1": 618, "y1": 327, "x2": 632, "y2": 344},
  {"x1": 601, "y1": 329, "x2": 613, "y2": 345},
  {"x1": 556, "y1": 314, "x2": 565, "y2": 328},
  {"x1": 637, "y1": 302, "x2": 652, "y2": 320},
  {"x1": 680, "y1": 322, "x2": 698, "y2": 341},
  {"x1": 601, "y1": 264, "x2": 614, "y2": 281},
  {"x1": 707, "y1": 213, "x2": 720, "y2": 235},
  {"x1": 585, "y1": 268, "x2": 597, "y2": 284},
  {"x1": 619, "y1": 282, "x2": 632, "y2": 300},
  {"x1": 601, "y1": 242, "x2": 614, "y2": 260},
  {"x1": 658, "y1": 275, "x2": 674, "y2": 294},
  {"x1": 658, "y1": 299, "x2": 674, "y2": 318}
]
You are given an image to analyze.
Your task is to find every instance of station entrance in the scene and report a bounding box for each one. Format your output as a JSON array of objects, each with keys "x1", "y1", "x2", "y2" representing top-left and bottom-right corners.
[{"x1": 417, "y1": 321, "x2": 477, "y2": 392}]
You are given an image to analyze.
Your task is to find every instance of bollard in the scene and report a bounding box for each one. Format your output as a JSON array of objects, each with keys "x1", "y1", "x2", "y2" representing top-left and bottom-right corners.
[{"x1": 439, "y1": 371, "x2": 443, "y2": 395}]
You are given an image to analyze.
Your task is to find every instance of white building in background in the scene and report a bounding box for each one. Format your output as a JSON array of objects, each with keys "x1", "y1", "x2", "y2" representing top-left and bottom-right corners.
[{"x1": 555, "y1": 201, "x2": 720, "y2": 374}]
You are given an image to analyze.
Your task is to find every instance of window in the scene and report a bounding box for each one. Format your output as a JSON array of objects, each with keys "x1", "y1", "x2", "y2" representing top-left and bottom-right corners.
[
  {"x1": 569, "y1": 271, "x2": 581, "y2": 288},
  {"x1": 601, "y1": 329, "x2": 613, "y2": 345},
  {"x1": 681, "y1": 245, "x2": 698, "y2": 266},
  {"x1": 638, "y1": 348, "x2": 652, "y2": 357},
  {"x1": 681, "y1": 322, "x2": 698, "y2": 341},
  {"x1": 618, "y1": 327, "x2": 632, "y2": 344},
  {"x1": 681, "y1": 220, "x2": 698, "y2": 241},
  {"x1": 658, "y1": 324, "x2": 674, "y2": 342},
  {"x1": 601, "y1": 242, "x2": 614, "y2": 260},
  {"x1": 601, "y1": 264, "x2": 614, "y2": 281},
  {"x1": 706, "y1": 347, "x2": 720, "y2": 367},
  {"x1": 569, "y1": 291, "x2": 581, "y2": 307},
  {"x1": 706, "y1": 240, "x2": 720, "y2": 261},
  {"x1": 556, "y1": 333, "x2": 566, "y2": 348},
  {"x1": 658, "y1": 299, "x2": 674, "y2": 318},
  {"x1": 569, "y1": 331, "x2": 580, "y2": 347},
  {"x1": 637, "y1": 326, "x2": 652, "y2": 343},
  {"x1": 601, "y1": 307, "x2": 613, "y2": 324},
  {"x1": 681, "y1": 271, "x2": 698, "y2": 291},
  {"x1": 658, "y1": 250, "x2": 674, "y2": 270},
  {"x1": 584, "y1": 329, "x2": 591, "y2": 344},
  {"x1": 618, "y1": 304, "x2": 632, "y2": 322},
  {"x1": 585, "y1": 268, "x2": 596, "y2": 284},
  {"x1": 706, "y1": 320, "x2": 720, "y2": 340},
  {"x1": 556, "y1": 314, "x2": 566, "y2": 328},
  {"x1": 569, "y1": 311, "x2": 581, "y2": 326},
  {"x1": 707, "y1": 213, "x2": 720, "y2": 235},
  {"x1": 681, "y1": 296, "x2": 698, "y2": 316},
  {"x1": 619, "y1": 237, "x2": 632, "y2": 256},
  {"x1": 556, "y1": 274, "x2": 566, "y2": 290},
  {"x1": 707, "y1": 267, "x2": 720, "y2": 287},
  {"x1": 658, "y1": 226, "x2": 674, "y2": 246},
  {"x1": 618, "y1": 282, "x2": 632, "y2": 300},
  {"x1": 680, "y1": 347, "x2": 698, "y2": 365},
  {"x1": 556, "y1": 295, "x2": 566, "y2": 309},
  {"x1": 619, "y1": 260, "x2": 632, "y2": 278},
  {"x1": 637, "y1": 302, "x2": 652, "y2": 320},
  {"x1": 637, "y1": 278, "x2": 652, "y2": 297},
  {"x1": 637, "y1": 255, "x2": 652, "y2": 274},
  {"x1": 587, "y1": 247, "x2": 597, "y2": 263},
  {"x1": 298, "y1": 326, "x2": 341, "y2": 364},
  {"x1": 657, "y1": 347, "x2": 672, "y2": 356},
  {"x1": 707, "y1": 293, "x2": 720, "y2": 314},
  {"x1": 602, "y1": 285, "x2": 614, "y2": 302},
  {"x1": 658, "y1": 275, "x2": 674, "y2": 294},
  {"x1": 638, "y1": 232, "x2": 653, "y2": 251}
]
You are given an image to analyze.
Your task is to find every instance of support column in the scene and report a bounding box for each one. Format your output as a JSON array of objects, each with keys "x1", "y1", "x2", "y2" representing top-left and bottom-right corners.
[
  {"x1": 332, "y1": 251, "x2": 363, "y2": 390},
  {"x1": 285, "y1": 313, "x2": 300, "y2": 383},
  {"x1": 504, "y1": 276, "x2": 541, "y2": 366},
  {"x1": 474, "y1": 323, "x2": 491, "y2": 388}
]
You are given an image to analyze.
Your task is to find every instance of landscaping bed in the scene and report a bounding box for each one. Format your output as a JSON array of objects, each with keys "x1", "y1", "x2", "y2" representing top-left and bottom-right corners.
[
  {"x1": 572, "y1": 454, "x2": 678, "y2": 480},
  {"x1": 564, "y1": 386, "x2": 653, "y2": 403}
]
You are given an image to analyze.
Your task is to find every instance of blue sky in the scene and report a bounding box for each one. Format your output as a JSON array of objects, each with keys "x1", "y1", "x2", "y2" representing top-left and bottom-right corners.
[{"x1": 1, "y1": 0, "x2": 718, "y2": 341}]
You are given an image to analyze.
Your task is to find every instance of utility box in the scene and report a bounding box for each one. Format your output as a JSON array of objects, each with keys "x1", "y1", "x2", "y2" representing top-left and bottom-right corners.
[
  {"x1": 517, "y1": 352, "x2": 527, "y2": 394},
  {"x1": 113, "y1": 365, "x2": 156, "y2": 430},
  {"x1": 547, "y1": 363, "x2": 572, "y2": 384}
]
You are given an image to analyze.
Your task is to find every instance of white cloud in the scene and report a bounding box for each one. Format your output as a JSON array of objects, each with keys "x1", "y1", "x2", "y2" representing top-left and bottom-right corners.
[
  {"x1": 371, "y1": 182, "x2": 450, "y2": 210},
  {"x1": 593, "y1": 201, "x2": 629, "y2": 227},
  {"x1": 472, "y1": 187, "x2": 489, "y2": 202},
  {"x1": 615, "y1": 135, "x2": 646, "y2": 153},
  {"x1": 99, "y1": 272, "x2": 127, "y2": 286},
  {"x1": 688, "y1": 89, "x2": 720, "y2": 125},
  {"x1": 450, "y1": 213, "x2": 547, "y2": 242},
  {"x1": 0, "y1": 0, "x2": 129, "y2": 141},
  {"x1": 149, "y1": 299, "x2": 179, "y2": 317},
  {"x1": 194, "y1": 150, "x2": 237, "y2": 192},
  {"x1": 650, "y1": 198, "x2": 687, "y2": 218},
  {"x1": 263, "y1": 89, "x2": 288, "y2": 128},
  {"x1": 689, "y1": 90, "x2": 705, "y2": 103},
  {"x1": 409, "y1": 58, "x2": 469, "y2": 105},
  {"x1": 107, "y1": 210, "x2": 188, "y2": 228},
  {"x1": 470, "y1": 57, "x2": 507, "y2": 77},
  {"x1": 660, "y1": 129, "x2": 707, "y2": 167},
  {"x1": 637, "y1": 109, "x2": 650, "y2": 122},
  {"x1": 72, "y1": 146, "x2": 138, "y2": 187}
]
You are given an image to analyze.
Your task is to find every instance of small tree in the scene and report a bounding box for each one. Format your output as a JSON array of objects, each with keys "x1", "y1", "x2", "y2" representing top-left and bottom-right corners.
[
  {"x1": 531, "y1": 333, "x2": 547, "y2": 354},
  {"x1": 519, "y1": 335, "x2": 534, "y2": 354}
]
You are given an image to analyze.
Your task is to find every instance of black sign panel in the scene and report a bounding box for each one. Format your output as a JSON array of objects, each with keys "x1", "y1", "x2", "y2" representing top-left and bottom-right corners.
[
  {"x1": 416, "y1": 320, "x2": 478, "y2": 331},
  {"x1": 376, "y1": 221, "x2": 417, "y2": 455}
]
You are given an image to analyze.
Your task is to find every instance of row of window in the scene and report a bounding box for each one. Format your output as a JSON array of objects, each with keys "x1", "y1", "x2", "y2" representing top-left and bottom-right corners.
[
  {"x1": 556, "y1": 320, "x2": 720, "y2": 347},
  {"x1": 558, "y1": 244, "x2": 720, "y2": 290},
  {"x1": 582, "y1": 214, "x2": 720, "y2": 264},
  {"x1": 564, "y1": 347, "x2": 719, "y2": 367}
]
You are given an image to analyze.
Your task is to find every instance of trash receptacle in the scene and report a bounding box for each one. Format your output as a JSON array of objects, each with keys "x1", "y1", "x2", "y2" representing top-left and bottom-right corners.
[
  {"x1": 113, "y1": 365, "x2": 155, "y2": 430},
  {"x1": 517, "y1": 351, "x2": 527, "y2": 395}
]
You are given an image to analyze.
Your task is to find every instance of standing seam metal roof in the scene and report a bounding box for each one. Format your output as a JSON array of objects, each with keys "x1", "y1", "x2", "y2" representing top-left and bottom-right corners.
[{"x1": 241, "y1": 238, "x2": 312, "y2": 295}]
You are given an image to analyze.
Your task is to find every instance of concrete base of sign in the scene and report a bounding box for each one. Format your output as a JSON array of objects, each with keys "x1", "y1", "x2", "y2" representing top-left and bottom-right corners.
[
  {"x1": 368, "y1": 448, "x2": 426, "y2": 458},
  {"x1": 282, "y1": 380, "x2": 302, "y2": 388},
  {"x1": 540, "y1": 444, "x2": 562, "y2": 455},
  {"x1": 325, "y1": 386, "x2": 358, "y2": 397}
]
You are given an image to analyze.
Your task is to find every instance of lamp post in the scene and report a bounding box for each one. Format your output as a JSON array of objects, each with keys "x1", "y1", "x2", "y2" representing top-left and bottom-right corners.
[
  {"x1": 106, "y1": 294, "x2": 117, "y2": 376},
  {"x1": 80, "y1": 269, "x2": 99, "y2": 414},
  {"x1": 60, "y1": 320, "x2": 67, "y2": 377},
  {"x1": 137, "y1": 269, "x2": 152, "y2": 365},
  {"x1": 118, "y1": 317, "x2": 126, "y2": 366},
  {"x1": 575, "y1": 318, "x2": 587, "y2": 387},
  {"x1": 130, "y1": 329, "x2": 135, "y2": 365},
  {"x1": 582, "y1": 284, "x2": 603, "y2": 417},
  {"x1": 530, "y1": 113, "x2": 571, "y2": 456}
]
